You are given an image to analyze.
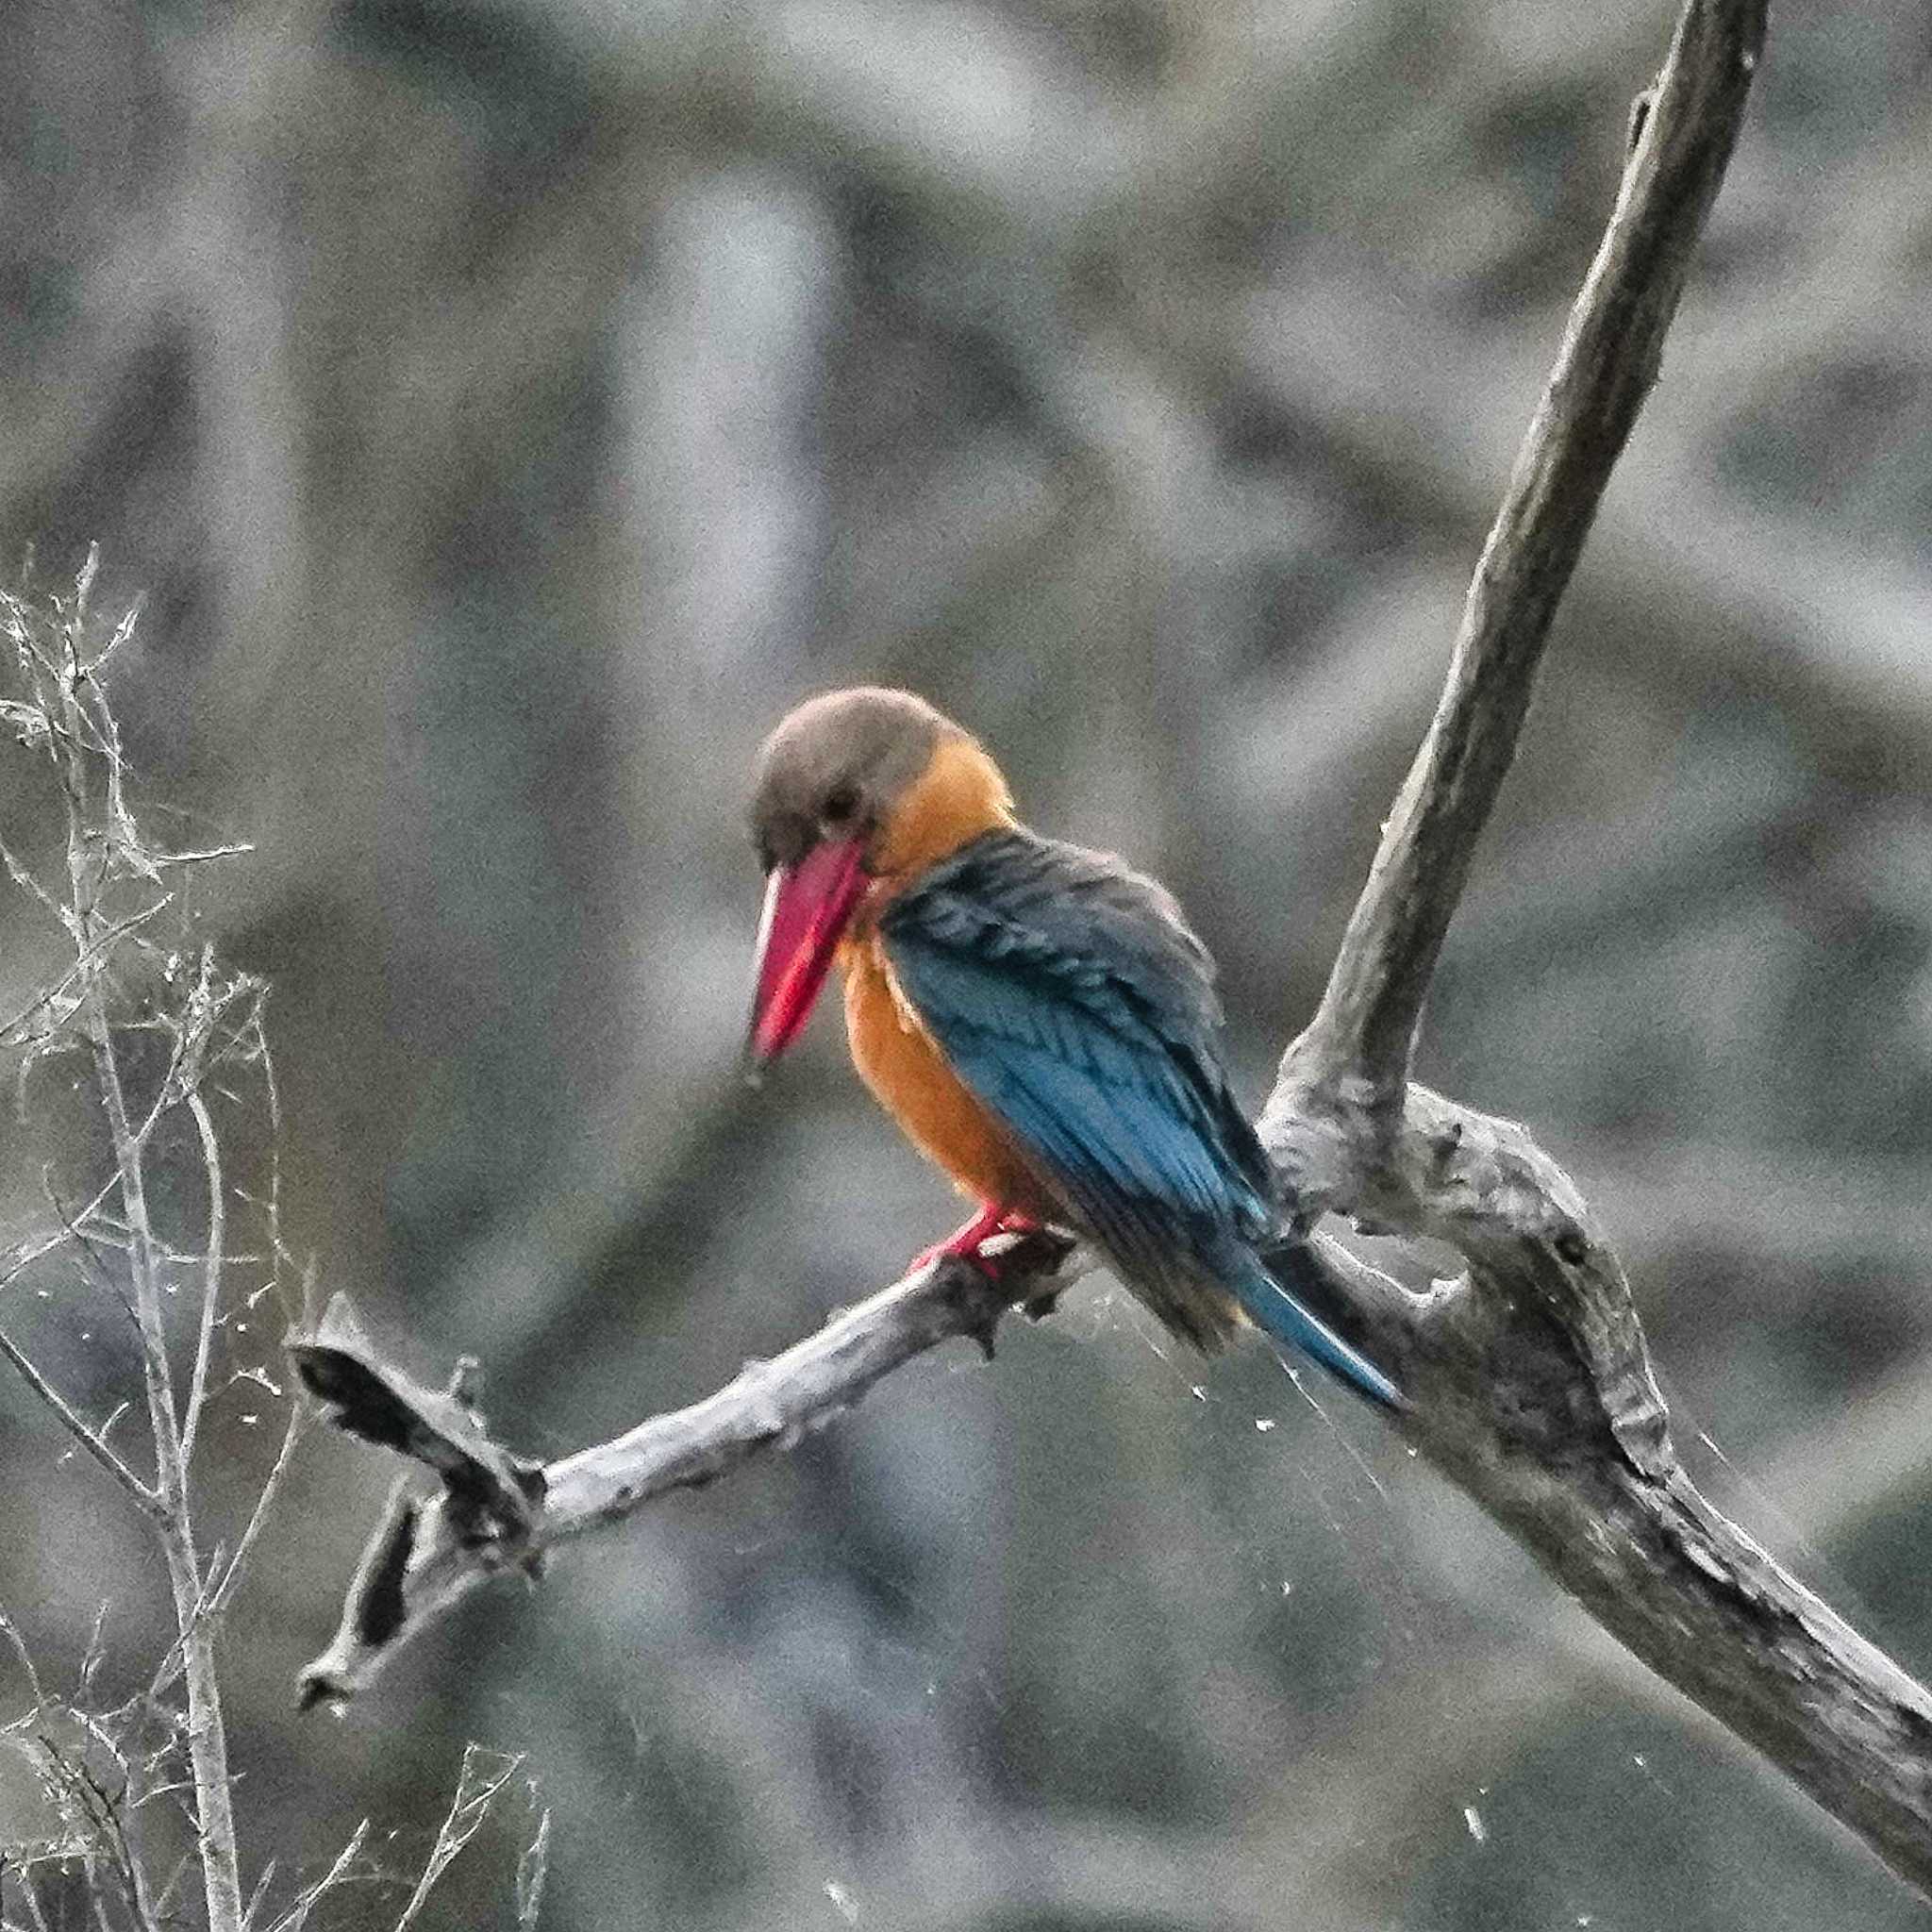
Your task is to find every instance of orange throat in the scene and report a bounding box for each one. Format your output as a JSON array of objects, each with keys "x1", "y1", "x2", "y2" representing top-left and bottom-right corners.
[
  {"x1": 864, "y1": 733, "x2": 1015, "y2": 903},
  {"x1": 838, "y1": 730, "x2": 1044, "y2": 1215}
]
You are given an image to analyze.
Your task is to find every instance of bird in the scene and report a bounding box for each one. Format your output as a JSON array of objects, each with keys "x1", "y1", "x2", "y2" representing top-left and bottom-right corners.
[{"x1": 745, "y1": 685, "x2": 1403, "y2": 1411}]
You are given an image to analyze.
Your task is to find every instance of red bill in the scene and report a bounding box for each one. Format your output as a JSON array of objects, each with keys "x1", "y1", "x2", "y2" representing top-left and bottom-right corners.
[{"x1": 747, "y1": 838, "x2": 869, "y2": 1065}]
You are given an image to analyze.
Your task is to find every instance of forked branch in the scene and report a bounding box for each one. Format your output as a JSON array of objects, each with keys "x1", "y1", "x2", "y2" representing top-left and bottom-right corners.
[{"x1": 292, "y1": 1241, "x2": 1079, "y2": 1706}]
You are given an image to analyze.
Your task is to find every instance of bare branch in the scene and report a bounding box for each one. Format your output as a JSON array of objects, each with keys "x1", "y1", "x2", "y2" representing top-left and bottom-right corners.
[
  {"x1": 0, "y1": 1323, "x2": 159, "y2": 1516},
  {"x1": 0, "y1": 899, "x2": 171, "y2": 1050},
  {"x1": 294, "y1": 1239, "x2": 1080, "y2": 1706},
  {"x1": 514, "y1": 1807, "x2": 550, "y2": 1932},
  {"x1": 390, "y1": 1745, "x2": 525, "y2": 1932},
  {"x1": 202, "y1": 1396, "x2": 309, "y2": 1625},
  {"x1": 178, "y1": 1085, "x2": 227, "y2": 1469},
  {"x1": 260, "y1": 1819, "x2": 371, "y2": 1932},
  {"x1": 1286, "y1": 0, "x2": 1767, "y2": 1130}
]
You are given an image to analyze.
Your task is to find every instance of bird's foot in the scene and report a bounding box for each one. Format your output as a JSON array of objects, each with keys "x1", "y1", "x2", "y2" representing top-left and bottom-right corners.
[{"x1": 910, "y1": 1207, "x2": 1042, "y2": 1281}]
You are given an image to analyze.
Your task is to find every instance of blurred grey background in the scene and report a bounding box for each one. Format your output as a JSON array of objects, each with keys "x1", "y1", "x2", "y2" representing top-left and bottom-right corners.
[{"x1": 4, "y1": 0, "x2": 1932, "y2": 1925}]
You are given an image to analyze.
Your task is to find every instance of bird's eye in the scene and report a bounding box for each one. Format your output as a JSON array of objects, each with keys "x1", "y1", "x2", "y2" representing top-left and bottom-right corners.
[{"x1": 823, "y1": 783, "x2": 861, "y2": 826}]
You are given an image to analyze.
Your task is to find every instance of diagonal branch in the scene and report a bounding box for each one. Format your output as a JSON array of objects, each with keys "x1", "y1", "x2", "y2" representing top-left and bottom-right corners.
[
  {"x1": 0, "y1": 1319, "x2": 158, "y2": 1515},
  {"x1": 1285, "y1": 0, "x2": 1766, "y2": 1135},
  {"x1": 301, "y1": 0, "x2": 1932, "y2": 1907}
]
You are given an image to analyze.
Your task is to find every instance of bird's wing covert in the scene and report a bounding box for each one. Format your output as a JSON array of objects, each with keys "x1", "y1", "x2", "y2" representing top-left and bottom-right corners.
[{"x1": 879, "y1": 832, "x2": 1275, "y2": 1274}]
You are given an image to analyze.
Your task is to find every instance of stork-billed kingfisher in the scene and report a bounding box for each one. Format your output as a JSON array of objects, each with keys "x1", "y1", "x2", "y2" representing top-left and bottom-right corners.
[{"x1": 746, "y1": 686, "x2": 1402, "y2": 1411}]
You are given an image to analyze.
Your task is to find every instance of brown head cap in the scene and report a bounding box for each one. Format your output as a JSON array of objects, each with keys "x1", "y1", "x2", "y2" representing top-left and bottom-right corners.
[{"x1": 749, "y1": 687, "x2": 960, "y2": 872}]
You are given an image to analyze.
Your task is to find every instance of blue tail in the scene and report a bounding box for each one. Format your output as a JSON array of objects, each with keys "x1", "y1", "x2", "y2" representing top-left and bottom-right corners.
[{"x1": 1229, "y1": 1246, "x2": 1406, "y2": 1411}]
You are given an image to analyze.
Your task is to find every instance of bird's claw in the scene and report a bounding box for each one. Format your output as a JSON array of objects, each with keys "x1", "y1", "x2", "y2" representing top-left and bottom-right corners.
[{"x1": 910, "y1": 1207, "x2": 1041, "y2": 1281}]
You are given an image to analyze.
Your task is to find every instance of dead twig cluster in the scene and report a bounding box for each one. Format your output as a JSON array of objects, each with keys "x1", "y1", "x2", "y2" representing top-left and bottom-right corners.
[{"x1": 0, "y1": 556, "x2": 546, "y2": 1929}]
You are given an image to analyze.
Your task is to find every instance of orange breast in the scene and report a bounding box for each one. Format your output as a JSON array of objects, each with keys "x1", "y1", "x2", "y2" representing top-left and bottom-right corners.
[{"x1": 841, "y1": 935, "x2": 1053, "y2": 1217}]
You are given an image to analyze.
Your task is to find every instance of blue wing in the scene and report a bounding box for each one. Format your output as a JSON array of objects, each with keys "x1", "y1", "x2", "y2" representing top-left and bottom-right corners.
[{"x1": 882, "y1": 831, "x2": 1402, "y2": 1409}]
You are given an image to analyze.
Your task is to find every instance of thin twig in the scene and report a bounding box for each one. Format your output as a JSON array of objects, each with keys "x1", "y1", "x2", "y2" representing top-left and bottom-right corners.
[
  {"x1": 205, "y1": 1398, "x2": 308, "y2": 1622},
  {"x1": 16, "y1": 1865, "x2": 53, "y2": 1932},
  {"x1": 390, "y1": 1747, "x2": 524, "y2": 1932},
  {"x1": 0, "y1": 1172, "x2": 122, "y2": 1296},
  {"x1": 179, "y1": 1086, "x2": 226, "y2": 1469},
  {"x1": 0, "y1": 1324, "x2": 158, "y2": 1513},
  {"x1": 241, "y1": 1858, "x2": 278, "y2": 1932},
  {"x1": 0, "y1": 1611, "x2": 46, "y2": 1708},
  {"x1": 0, "y1": 900, "x2": 172, "y2": 1048},
  {"x1": 262, "y1": 1820, "x2": 371, "y2": 1932},
  {"x1": 514, "y1": 1806, "x2": 550, "y2": 1932},
  {"x1": 154, "y1": 843, "x2": 257, "y2": 869},
  {"x1": 135, "y1": 1392, "x2": 310, "y2": 1716}
]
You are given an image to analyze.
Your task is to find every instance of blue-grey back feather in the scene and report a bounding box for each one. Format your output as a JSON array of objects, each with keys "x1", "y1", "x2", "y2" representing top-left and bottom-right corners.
[{"x1": 881, "y1": 829, "x2": 1402, "y2": 1408}]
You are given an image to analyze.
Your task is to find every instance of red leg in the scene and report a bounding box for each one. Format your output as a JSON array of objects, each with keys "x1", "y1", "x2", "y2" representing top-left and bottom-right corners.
[{"x1": 910, "y1": 1205, "x2": 1042, "y2": 1279}]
